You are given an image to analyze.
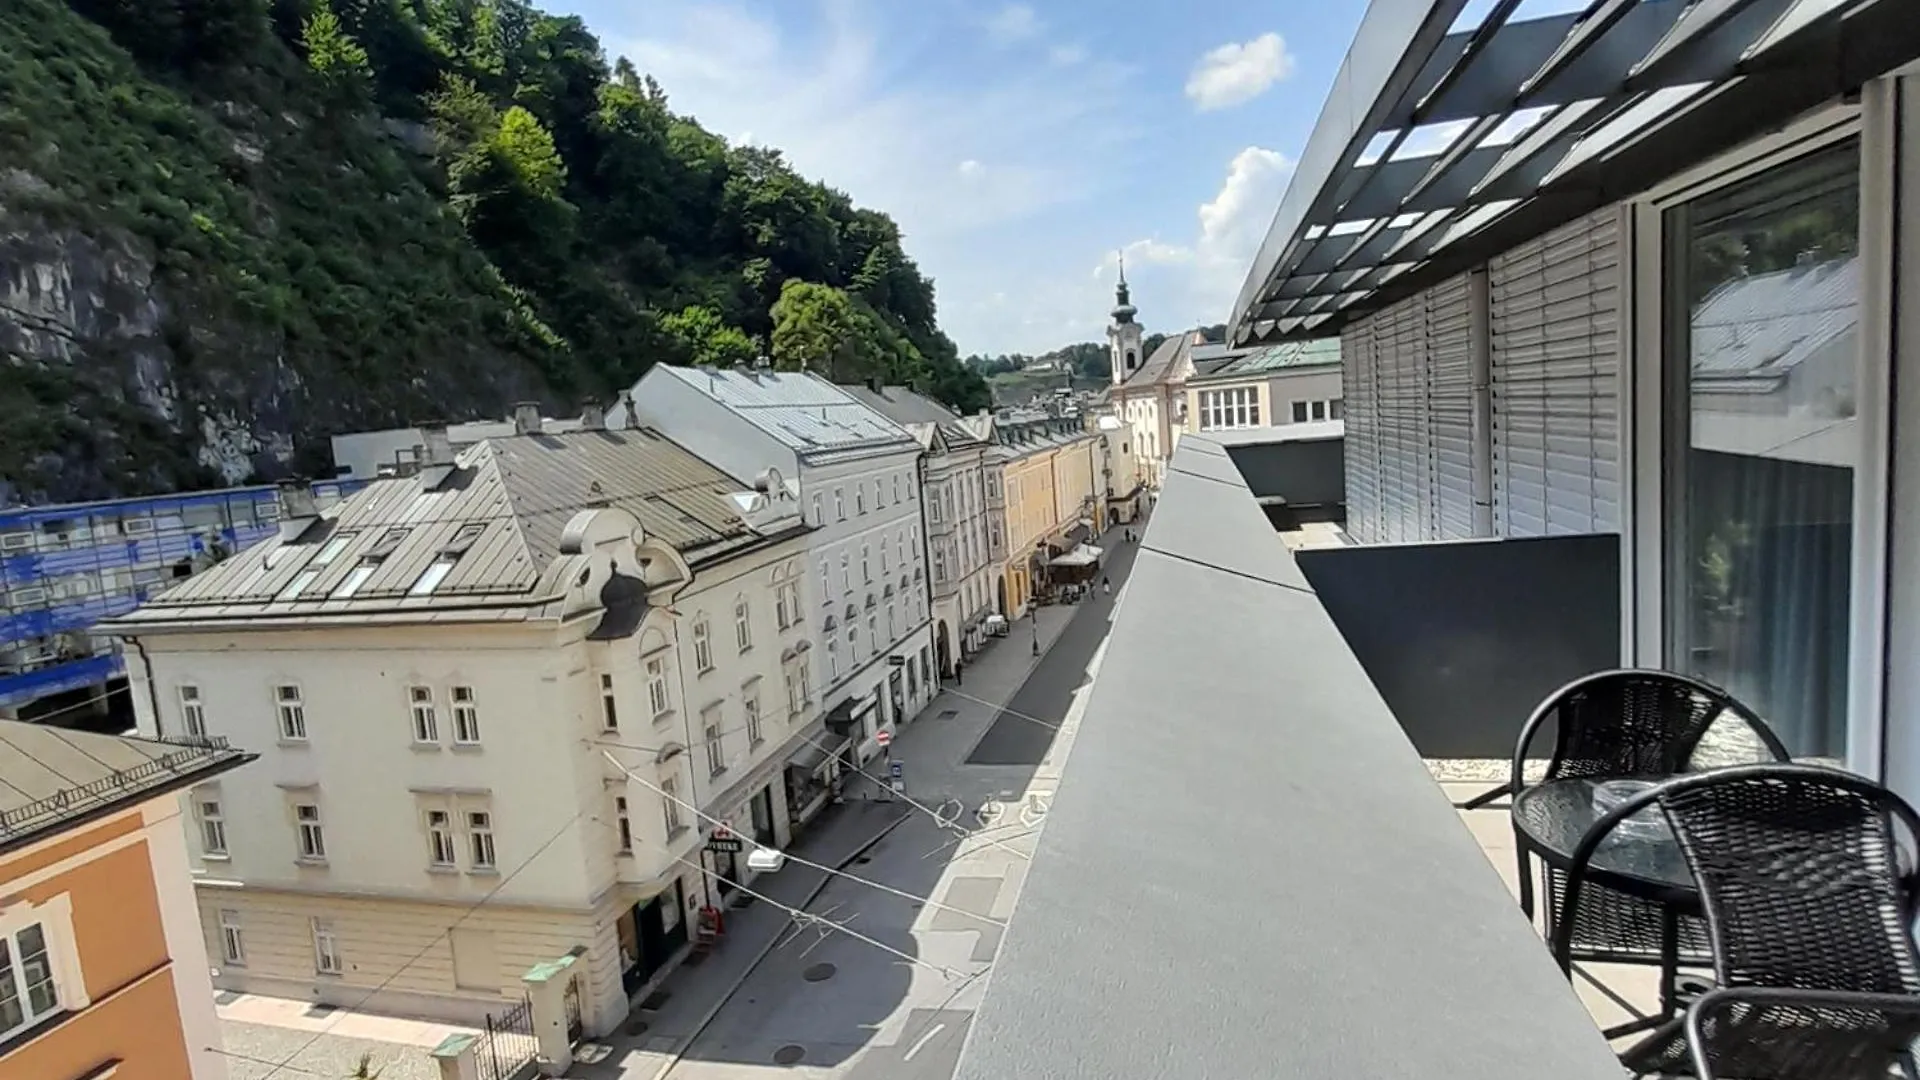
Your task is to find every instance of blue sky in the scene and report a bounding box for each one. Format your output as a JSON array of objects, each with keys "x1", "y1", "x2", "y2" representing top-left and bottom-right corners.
[{"x1": 553, "y1": 0, "x2": 1370, "y2": 356}]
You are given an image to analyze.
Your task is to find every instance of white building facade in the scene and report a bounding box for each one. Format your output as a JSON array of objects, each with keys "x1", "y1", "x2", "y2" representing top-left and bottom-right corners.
[
  {"x1": 106, "y1": 422, "x2": 823, "y2": 1036},
  {"x1": 843, "y1": 386, "x2": 1000, "y2": 673},
  {"x1": 625, "y1": 368, "x2": 936, "y2": 762}
]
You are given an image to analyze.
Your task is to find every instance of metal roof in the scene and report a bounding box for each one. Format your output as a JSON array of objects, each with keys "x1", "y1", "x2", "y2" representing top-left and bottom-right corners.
[
  {"x1": 839, "y1": 385, "x2": 990, "y2": 451},
  {"x1": 1193, "y1": 338, "x2": 1344, "y2": 382},
  {"x1": 648, "y1": 367, "x2": 917, "y2": 458},
  {"x1": 1691, "y1": 255, "x2": 1857, "y2": 380},
  {"x1": 1229, "y1": 0, "x2": 1920, "y2": 345},
  {"x1": 106, "y1": 428, "x2": 775, "y2": 629},
  {"x1": 0, "y1": 721, "x2": 254, "y2": 852}
]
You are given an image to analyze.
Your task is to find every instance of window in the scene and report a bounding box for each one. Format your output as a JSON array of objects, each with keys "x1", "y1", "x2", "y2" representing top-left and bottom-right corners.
[
  {"x1": 881, "y1": 541, "x2": 890, "y2": 573},
  {"x1": 703, "y1": 708, "x2": 725, "y2": 775},
  {"x1": 1291, "y1": 400, "x2": 1309, "y2": 423},
  {"x1": 662, "y1": 776, "x2": 683, "y2": 834},
  {"x1": 811, "y1": 493, "x2": 823, "y2": 526},
  {"x1": 874, "y1": 479, "x2": 884, "y2": 508},
  {"x1": 178, "y1": 685, "x2": 205, "y2": 738},
  {"x1": 847, "y1": 626, "x2": 859, "y2": 662},
  {"x1": 896, "y1": 533, "x2": 905, "y2": 566},
  {"x1": 1330, "y1": 398, "x2": 1344, "y2": 420},
  {"x1": 693, "y1": 617, "x2": 713, "y2": 672},
  {"x1": 312, "y1": 918, "x2": 342, "y2": 975},
  {"x1": 409, "y1": 553, "x2": 459, "y2": 596},
  {"x1": 839, "y1": 554, "x2": 851, "y2": 592},
  {"x1": 467, "y1": 811, "x2": 496, "y2": 869},
  {"x1": 933, "y1": 548, "x2": 947, "y2": 583},
  {"x1": 819, "y1": 562, "x2": 832, "y2": 606},
  {"x1": 409, "y1": 686, "x2": 438, "y2": 743},
  {"x1": 614, "y1": 796, "x2": 632, "y2": 853},
  {"x1": 646, "y1": 656, "x2": 670, "y2": 716},
  {"x1": 745, "y1": 688, "x2": 763, "y2": 745},
  {"x1": 785, "y1": 583, "x2": 802, "y2": 627},
  {"x1": 786, "y1": 666, "x2": 804, "y2": 714},
  {"x1": 276, "y1": 685, "x2": 307, "y2": 740},
  {"x1": 198, "y1": 798, "x2": 227, "y2": 856},
  {"x1": 734, "y1": 599, "x2": 752, "y2": 652},
  {"x1": 1662, "y1": 143, "x2": 1861, "y2": 761},
  {"x1": 861, "y1": 544, "x2": 872, "y2": 583},
  {"x1": 855, "y1": 485, "x2": 866, "y2": 515},
  {"x1": 600, "y1": 674, "x2": 619, "y2": 731},
  {"x1": 1199, "y1": 387, "x2": 1259, "y2": 430},
  {"x1": 827, "y1": 634, "x2": 841, "y2": 678},
  {"x1": 929, "y1": 496, "x2": 943, "y2": 524},
  {"x1": 295, "y1": 803, "x2": 326, "y2": 860},
  {"x1": 834, "y1": 488, "x2": 845, "y2": 521},
  {"x1": 427, "y1": 810, "x2": 457, "y2": 866},
  {"x1": 798, "y1": 657, "x2": 812, "y2": 703},
  {"x1": 775, "y1": 585, "x2": 790, "y2": 630},
  {"x1": 332, "y1": 562, "x2": 376, "y2": 599},
  {"x1": 451, "y1": 686, "x2": 481, "y2": 744},
  {"x1": 892, "y1": 475, "x2": 902, "y2": 503},
  {"x1": 218, "y1": 910, "x2": 245, "y2": 967},
  {"x1": 888, "y1": 603, "x2": 897, "y2": 639},
  {"x1": 868, "y1": 613, "x2": 879, "y2": 651},
  {"x1": 1310, "y1": 399, "x2": 1327, "y2": 421}
]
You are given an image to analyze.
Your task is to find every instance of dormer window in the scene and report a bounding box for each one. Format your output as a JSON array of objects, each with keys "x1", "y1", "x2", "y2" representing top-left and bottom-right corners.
[
  {"x1": 408, "y1": 524, "x2": 486, "y2": 596},
  {"x1": 333, "y1": 528, "x2": 409, "y2": 598}
]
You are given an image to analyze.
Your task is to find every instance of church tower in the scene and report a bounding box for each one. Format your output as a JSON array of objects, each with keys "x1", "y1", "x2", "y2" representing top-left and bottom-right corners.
[{"x1": 1106, "y1": 256, "x2": 1143, "y2": 386}]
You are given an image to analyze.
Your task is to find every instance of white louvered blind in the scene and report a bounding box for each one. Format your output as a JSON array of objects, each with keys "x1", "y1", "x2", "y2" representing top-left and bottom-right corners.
[
  {"x1": 1341, "y1": 319, "x2": 1381, "y2": 543},
  {"x1": 1488, "y1": 209, "x2": 1622, "y2": 536},
  {"x1": 1426, "y1": 273, "x2": 1477, "y2": 540}
]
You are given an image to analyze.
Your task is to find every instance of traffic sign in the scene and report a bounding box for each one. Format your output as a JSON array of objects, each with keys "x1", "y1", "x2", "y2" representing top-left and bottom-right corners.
[{"x1": 875, "y1": 729, "x2": 892, "y2": 747}]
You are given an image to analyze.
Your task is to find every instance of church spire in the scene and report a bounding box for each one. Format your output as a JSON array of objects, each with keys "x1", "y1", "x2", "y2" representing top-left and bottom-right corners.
[{"x1": 1111, "y1": 252, "x2": 1137, "y2": 324}]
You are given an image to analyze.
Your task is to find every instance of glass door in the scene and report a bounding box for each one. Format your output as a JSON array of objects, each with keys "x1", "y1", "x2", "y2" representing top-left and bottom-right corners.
[{"x1": 1662, "y1": 142, "x2": 1862, "y2": 762}]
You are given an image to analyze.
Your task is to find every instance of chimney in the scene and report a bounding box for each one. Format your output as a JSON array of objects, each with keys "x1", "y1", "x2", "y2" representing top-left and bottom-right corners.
[
  {"x1": 579, "y1": 398, "x2": 605, "y2": 432},
  {"x1": 276, "y1": 480, "x2": 319, "y2": 542},
  {"x1": 613, "y1": 389, "x2": 635, "y2": 430},
  {"x1": 419, "y1": 422, "x2": 454, "y2": 466},
  {"x1": 513, "y1": 401, "x2": 543, "y2": 436},
  {"x1": 867, "y1": 376, "x2": 884, "y2": 394}
]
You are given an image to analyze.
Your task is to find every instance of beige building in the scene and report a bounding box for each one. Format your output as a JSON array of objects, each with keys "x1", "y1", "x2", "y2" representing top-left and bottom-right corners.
[
  {"x1": 0, "y1": 722, "x2": 253, "y2": 1080},
  {"x1": 104, "y1": 416, "x2": 827, "y2": 1036},
  {"x1": 1184, "y1": 338, "x2": 1344, "y2": 434},
  {"x1": 995, "y1": 418, "x2": 1104, "y2": 617}
]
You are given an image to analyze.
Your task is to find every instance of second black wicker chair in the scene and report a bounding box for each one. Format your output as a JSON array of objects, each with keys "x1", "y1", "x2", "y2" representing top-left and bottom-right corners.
[
  {"x1": 1584, "y1": 765, "x2": 1920, "y2": 1079},
  {"x1": 1509, "y1": 669, "x2": 1790, "y2": 1034}
]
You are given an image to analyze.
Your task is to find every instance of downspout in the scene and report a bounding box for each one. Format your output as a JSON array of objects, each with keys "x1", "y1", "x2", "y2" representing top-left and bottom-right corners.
[
  {"x1": 1468, "y1": 267, "x2": 1496, "y2": 537},
  {"x1": 126, "y1": 635, "x2": 166, "y2": 738}
]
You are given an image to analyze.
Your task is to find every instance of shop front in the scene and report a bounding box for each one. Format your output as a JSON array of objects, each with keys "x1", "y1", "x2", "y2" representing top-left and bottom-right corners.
[
  {"x1": 784, "y1": 730, "x2": 849, "y2": 831},
  {"x1": 616, "y1": 878, "x2": 687, "y2": 996}
]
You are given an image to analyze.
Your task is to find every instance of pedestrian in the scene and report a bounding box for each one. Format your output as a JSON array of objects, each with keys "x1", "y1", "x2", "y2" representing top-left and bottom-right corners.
[
  {"x1": 955, "y1": 661, "x2": 963, "y2": 686},
  {"x1": 1101, "y1": 575, "x2": 1111, "y2": 596}
]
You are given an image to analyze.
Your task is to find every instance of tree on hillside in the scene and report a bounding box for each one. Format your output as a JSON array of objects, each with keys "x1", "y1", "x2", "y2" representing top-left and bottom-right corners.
[
  {"x1": 303, "y1": 1, "x2": 372, "y2": 104},
  {"x1": 662, "y1": 305, "x2": 757, "y2": 368},
  {"x1": 770, "y1": 280, "x2": 874, "y2": 382},
  {"x1": 494, "y1": 105, "x2": 566, "y2": 198}
]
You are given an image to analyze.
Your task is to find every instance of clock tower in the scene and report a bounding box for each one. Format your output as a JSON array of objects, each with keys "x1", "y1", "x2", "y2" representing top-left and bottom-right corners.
[{"x1": 1106, "y1": 256, "x2": 1142, "y2": 386}]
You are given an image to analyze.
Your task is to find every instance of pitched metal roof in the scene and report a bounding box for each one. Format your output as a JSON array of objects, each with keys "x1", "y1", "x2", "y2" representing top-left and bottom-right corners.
[
  {"x1": 0, "y1": 721, "x2": 254, "y2": 853},
  {"x1": 650, "y1": 367, "x2": 917, "y2": 458},
  {"x1": 1691, "y1": 255, "x2": 1856, "y2": 380},
  {"x1": 840, "y1": 385, "x2": 988, "y2": 450},
  {"x1": 1229, "y1": 0, "x2": 1919, "y2": 345},
  {"x1": 1193, "y1": 338, "x2": 1344, "y2": 382},
  {"x1": 1117, "y1": 333, "x2": 1190, "y2": 388},
  {"x1": 104, "y1": 428, "x2": 774, "y2": 628}
]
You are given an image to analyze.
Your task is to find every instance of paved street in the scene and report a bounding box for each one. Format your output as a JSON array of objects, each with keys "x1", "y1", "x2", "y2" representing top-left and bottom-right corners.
[{"x1": 645, "y1": 520, "x2": 1145, "y2": 1080}]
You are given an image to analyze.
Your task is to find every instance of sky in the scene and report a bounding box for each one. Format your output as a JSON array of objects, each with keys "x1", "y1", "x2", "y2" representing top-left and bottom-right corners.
[{"x1": 553, "y1": 0, "x2": 1370, "y2": 357}]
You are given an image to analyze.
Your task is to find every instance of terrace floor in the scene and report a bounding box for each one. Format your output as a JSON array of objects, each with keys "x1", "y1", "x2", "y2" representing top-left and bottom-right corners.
[{"x1": 1436, "y1": 762, "x2": 1664, "y2": 1046}]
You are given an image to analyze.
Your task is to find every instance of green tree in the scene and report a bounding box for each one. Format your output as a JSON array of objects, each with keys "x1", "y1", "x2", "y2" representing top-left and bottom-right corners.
[
  {"x1": 662, "y1": 305, "x2": 758, "y2": 368},
  {"x1": 494, "y1": 105, "x2": 566, "y2": 199},
  {"x1": 303, "y1": 1, "x2": 372, "y2": 104},
  {"x1": 770, "y1": 280, "x2": 877, "y2": 382}
]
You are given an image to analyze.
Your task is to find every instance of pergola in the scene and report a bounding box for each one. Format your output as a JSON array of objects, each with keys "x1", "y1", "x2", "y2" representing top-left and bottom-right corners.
[{"x1": 1230, "y1": 0, "x2": 1920, "y2": 344}]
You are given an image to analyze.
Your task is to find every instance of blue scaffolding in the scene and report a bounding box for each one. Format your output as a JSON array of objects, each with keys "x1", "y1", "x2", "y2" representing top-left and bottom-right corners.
[{"x1": 0, "y1": 480, "x2": 366, "y2": 712}]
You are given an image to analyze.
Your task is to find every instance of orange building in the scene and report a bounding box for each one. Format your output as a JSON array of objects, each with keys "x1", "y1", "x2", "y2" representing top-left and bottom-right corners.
[{"x1": 0, "y1": 721, "x2": 253, "y2": 1080}]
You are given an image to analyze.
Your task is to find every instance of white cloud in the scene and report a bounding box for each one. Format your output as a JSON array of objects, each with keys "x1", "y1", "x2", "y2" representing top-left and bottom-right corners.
[
  {"x1": 1185, "y1": 32, "x2": 1295, "y2": 112},
  {"x1": 958, "y1": 159, "x2": 984, "y2": 177},
  {"x1": 985, "y1": 3, "x2": 1041, "y2": 43},
  {"x1": 1048, "y1": 43, "x2": 1088, "y2": 66},
  {"x1": 1090, "y1": 238, "x2": 1194, "y2": 277}
]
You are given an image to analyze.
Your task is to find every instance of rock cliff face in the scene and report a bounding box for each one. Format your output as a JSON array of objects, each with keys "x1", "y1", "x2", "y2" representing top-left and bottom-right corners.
[{"x1": 0, "y1": 0, "x2": 565, "y2": 507}]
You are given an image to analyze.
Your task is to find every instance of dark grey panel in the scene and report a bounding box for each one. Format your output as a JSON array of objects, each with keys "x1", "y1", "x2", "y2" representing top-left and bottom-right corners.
[
  {"x1": 1224, "y1": 438, "x2": 1345, "y2": 507},
  {"x1": 1296, "y1": 533, "x2": 1621, "y2": 760}
]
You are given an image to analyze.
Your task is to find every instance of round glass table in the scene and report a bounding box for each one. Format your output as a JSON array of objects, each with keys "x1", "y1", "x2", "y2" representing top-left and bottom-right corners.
[{"x1": 1511, "y1": 776, "x2": 1699, "y2": 906}]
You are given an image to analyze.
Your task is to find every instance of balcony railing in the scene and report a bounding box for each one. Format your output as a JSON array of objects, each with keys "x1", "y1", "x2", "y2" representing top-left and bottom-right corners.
[
  {"x1": 952, "y1": 435, "x2": 1624, "y2": 1080},
  {"x1": 0, "y1": 735, "x2": 245, "y2": 840}
]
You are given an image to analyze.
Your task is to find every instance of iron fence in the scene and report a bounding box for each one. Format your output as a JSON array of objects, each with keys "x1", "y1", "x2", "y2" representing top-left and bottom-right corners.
[{"x1": 475, "y1": 995, "x2": 539, "y2": 1080}]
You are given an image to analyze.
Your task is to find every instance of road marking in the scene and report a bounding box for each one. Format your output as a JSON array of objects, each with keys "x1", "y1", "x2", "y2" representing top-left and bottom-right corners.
[{"x1": 903, "y1": 1023, "x2": 947, "y2": 1061}]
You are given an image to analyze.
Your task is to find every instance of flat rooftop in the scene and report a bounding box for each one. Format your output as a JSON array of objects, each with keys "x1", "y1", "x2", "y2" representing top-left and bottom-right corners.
[
  {"x1": 951, "y1": 434, "x2": 1622, "y2": 1080},
  {"x1": 0, "y1": 721, "x2": 254, "y2": 854}
]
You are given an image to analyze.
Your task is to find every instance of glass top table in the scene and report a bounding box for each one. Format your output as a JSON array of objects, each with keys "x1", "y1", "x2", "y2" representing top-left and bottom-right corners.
[{"x1": 1511, "y1": 777, "x2": 1698, "y2": 903}]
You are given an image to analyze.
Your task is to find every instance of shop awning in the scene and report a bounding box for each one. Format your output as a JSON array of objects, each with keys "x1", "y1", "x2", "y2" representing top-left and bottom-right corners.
[
  {"x1": 1050, "y1": 546, "x2": 1099, "y2": 568},
  {"x1": 786, "y1": 735, "x2": 850, "y2": 775}
]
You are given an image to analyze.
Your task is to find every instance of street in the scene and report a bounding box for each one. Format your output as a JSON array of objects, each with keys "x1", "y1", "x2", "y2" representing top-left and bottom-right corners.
[{"x1": 653, "y1": 524, "x2": 1145, "y2": 1080}]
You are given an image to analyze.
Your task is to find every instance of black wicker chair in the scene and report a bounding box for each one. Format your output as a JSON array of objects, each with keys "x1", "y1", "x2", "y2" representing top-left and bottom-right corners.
[
  {"x1": 1566, "y1": 765, "x2": 1920, "y2": 1079},
  {"x1": 1509, "y1": 669, "x2": 1790, "y2": 1035}
]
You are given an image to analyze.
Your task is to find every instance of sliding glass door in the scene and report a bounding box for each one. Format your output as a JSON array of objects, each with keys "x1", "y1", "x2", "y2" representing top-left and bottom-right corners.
[{"x1": 1662, "y1": 142, "x2": 1862, "y2": 761}]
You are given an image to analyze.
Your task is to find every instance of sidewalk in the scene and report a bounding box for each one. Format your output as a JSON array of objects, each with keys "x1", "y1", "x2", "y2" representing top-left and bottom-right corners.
[{"x1": 572, "y1": 799, "x2": 912, "y2": 1080}]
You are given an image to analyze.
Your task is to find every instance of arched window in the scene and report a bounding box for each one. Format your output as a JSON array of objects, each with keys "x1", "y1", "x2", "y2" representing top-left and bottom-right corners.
[{"x1": 1125, "y1": 349, "x2": 1137, "y2": 371}]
